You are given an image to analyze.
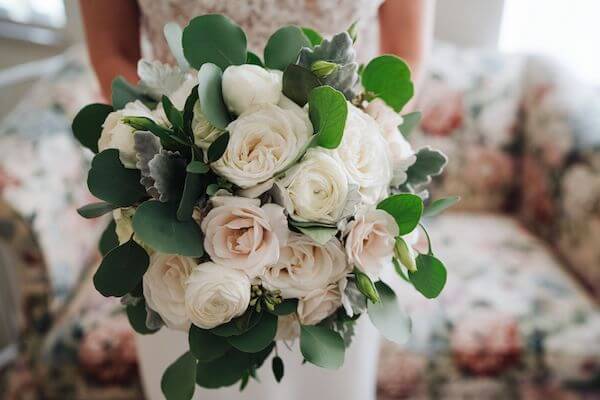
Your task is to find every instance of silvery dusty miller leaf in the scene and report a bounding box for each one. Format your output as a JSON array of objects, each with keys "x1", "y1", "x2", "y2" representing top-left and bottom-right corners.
[
  {"x1": 147, "y1": 150, "x2": 187, "y2": 202},
  {"x1": 298, "y1": 32, "x2": 359, "y2": 99},
  {"x1": 134, "y1": 132, "x2": 161, "y2": 200},
  {"x1": 137, "y1": 60, "x2": 186, "y2": 98}
]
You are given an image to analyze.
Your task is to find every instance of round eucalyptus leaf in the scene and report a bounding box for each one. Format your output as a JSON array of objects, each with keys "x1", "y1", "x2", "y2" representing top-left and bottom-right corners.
[
  {"x1": 269, "y1": 299, "x2": 298, "y2": 316},
  {"x1": 132, "y1": 200, "x2": 204, "y2": 257},
  {"x1": 177, "y1": 172, "x2": 205, "y2": 222},
  {"x1": 301, "y1": 27, "x2": 323, "y2": 47},
  {"x1": 195, "y1": 350, "x2": 251, "y2": 388},
  {"x1": 211, "y1": 309, "x2": 262, "y2": 337},
  {"x1": 300, "y1": 325, "x2": 345, "y2": 369},
  {"x1": 77, "y1": 202, "x2": 115, "y2": 219},
  {"x1": 99, "y1": 220, "x2": 119, "y2": 256},
  {"x1": 362, "y1": 55, "x2": 414, "y2": 112},
  {"x1": 308, "y1": 85, "x2": 348, "y2": 149},
  {"x1": 126, "y1": 299, "x2": 159, "y2": 335},
  {"x1": 182, "y1": 14, "x2": 247, "y2": 70},
  {"x1": 246, "y1": 51, "x2": 264, "y2": 66},
  {"x1": 197, "y1": 63, "x2": 231, "y2": 129},
  {"x1": 161, "y1": 352, "x2": 197, "y2": 400},
  {"x1": 189, "y1": 325, "x2": 230, "y2": 362},
  {"x1": 87, "y1": 149, "x2": 147, "y2": 207},
  {"x1": 264, "y1": 26, "x2": 311, "y2": 71},
  {"x1": 367, "y1": 281, "x2": 411, "y2": 344},
  {"x1": 227, "y1": 312, "x2": 277, "y2": 353},
  {"x1": 410, "y1": 254, "x2": 447, "y2": 299},
  {"x1": 93, "y1": 239, "x2": 149, "y2": 297},
  {"x1": 423, "y1": 196, "x2": 460, "y2": 218},
  {"x1": 72, "y1": 103, "x2": 113, "y2": 153},
  {"x1": 377, "y1": 194, "x2": 423, "y2": 235},
  {"x1": 282, "y1": 64, "x2": 322, "y2": 106}
]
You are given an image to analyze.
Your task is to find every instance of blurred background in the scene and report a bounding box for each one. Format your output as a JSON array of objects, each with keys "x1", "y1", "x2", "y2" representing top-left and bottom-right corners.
[{"x1": 0, "y1": 0, "x2": 599, "y2": 399}]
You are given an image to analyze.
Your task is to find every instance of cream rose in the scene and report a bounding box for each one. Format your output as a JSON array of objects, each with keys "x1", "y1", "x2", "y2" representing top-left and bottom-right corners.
[
  {"x1": 185, "y1": 262, "x2": 251, "y2": 329},
  {"x1": 212, "y1": 96, "x2": 312, "y2": 188},
  {"x1": 201, "y1": 196, "x2": 288, "y2": 278},
  {"x1": 275, "y1": 313, "x2": 301, "y2": 341},
  {"x1": 297, "y1": 283, "x2": 343, "y2": 325},
  {"x1": 113, "y1": 207, "x2": 135, "y2": 245},
  {"x1": 262, "y1": 233, "x2": 349, "y2": 298},
  {"x1": 98, "y1": 100, "x2": 155, "y2": 168},
  {"x1": 142, "y1": 253, "x2": 196, "y2": 330},
  {"x1": 222, "y1": 64, "x2": 282, "y2": 115},
  {"x1": 365, "y1": 99, "x2": 416, "y2": 185},
  {"x1": 192, "y1": 101, "x2": 223, "y2": 149},
  {"x1": 277, "y1": 148, "x2": 349, "y2": 224},
  {"x1": 327, "y1": 104, "x2": 392, "y2": 204},
  {"x1": 344, "y1": 207, "x2": 399, "y2": 280}
]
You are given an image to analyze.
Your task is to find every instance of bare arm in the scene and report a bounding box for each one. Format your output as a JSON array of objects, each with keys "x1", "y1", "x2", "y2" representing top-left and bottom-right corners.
[
  {"x1": 79, "y1": 0, "x2": 142, "y2": 100},
  {"x1": 379, "y1": 0, "x2": 435, "y2": 88}
]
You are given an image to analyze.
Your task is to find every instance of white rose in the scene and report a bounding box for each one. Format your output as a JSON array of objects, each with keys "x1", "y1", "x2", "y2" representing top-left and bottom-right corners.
[
  {"x1": 98, "y1": 100, "x2": 155, "y2": 168},
  {"x1": 201, "y1": 196, "x2": 289, "y2": 278},
  {"x1": 344, "y1": 207, "x2": 399, "y2": 280},
  {"x1": 212, "y1": 96, "x2": 312, "y2": 188},
  {"x1": 275, "y1": 313, "x2": 300, "y2": 341},
  {"x1": 365, "y1": 99, "x2": 416, "y2": 185},
  {"x1": 185, "y1": 262, "x2": 251, "y2": 329},
  {"x1": 143, "y1": 253, "x2": 196, "y2": 330},
  {"x1": 192, "y1": 101, "x2": 223, "y2": 149},
  {"x1": 262, "y1": 233, "x2": 349, "y2": 298},
  {"x1": 297, "y1": 283, "x2": 343, "y2": 325},
  {"x1": 222, "y1": 64, "x2": 282, "y2": 115},
  {"x1": 327, "y1": 104, "x2": 392, "y2": 204},
  {"x1": 277, "y1": 148, "x2": 349, "y2": 224}
]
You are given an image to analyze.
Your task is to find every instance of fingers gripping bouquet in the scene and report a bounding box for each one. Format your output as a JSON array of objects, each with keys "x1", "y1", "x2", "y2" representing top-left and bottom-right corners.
[{"x1": 73, "y1": 14, "x2": 457, "y2": 397}]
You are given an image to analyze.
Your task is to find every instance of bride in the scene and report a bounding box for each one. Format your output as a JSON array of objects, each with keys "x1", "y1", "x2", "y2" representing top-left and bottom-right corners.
[{"x1": 79, "y1": 1, "x2": 432, "y2": 399}]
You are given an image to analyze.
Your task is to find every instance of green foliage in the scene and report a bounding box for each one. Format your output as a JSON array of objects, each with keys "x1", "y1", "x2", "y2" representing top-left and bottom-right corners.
[
  {"x1": 404, "y1": 147, "x2": 448, "y2": 188},
  {"x1": 295, "y1": 225, "x2": 337, "y2": 245},
  {"x1": 111, "y1": 76, "x2": 156, "y2": 110},
  {"x1": 367, "y1": 281, "x2": 411, "y2": 344},
  {"x1": 423, "y1": 196, "x2": 460, "y2": 217},
  {"x1": 272, "y1": 356, "x2": 284, "y2": 382},
  {"x1": 177, "y1": 171, "x2": 205, "y2": 221},
  {"x1": 161, "y1": 352, "x2": 197, "y2": 400},
  {"x1": 197, "y1": 63, "x2": 231, "y2": 129},
  {"x1": 269, "y1": 299, "x2": 298, "y2": 316},
  {"x1": 377, "y1": 194, "x2": 423, "y2": 235},
  {"x1": 186, "y1": 160, "x2": 209, "y2": 174},
  {"x1": 399, "y1": 111, "x2": 422, "y2": 138},
  {"x1": 227, "y1": 312, "x2": 277, "y2": 353},
  {"x1": 210, "y1": 308, "x2": 262, "y2": 337},
  {"x1": 99, "y1": 220, "x2": 119, "y2": 256},
  {"x1": 264, "y1": 26, "x2": 311, "y2": 70},
  {"x1": 189, "y1": 325, "x2": 230, "y2": 362},
  {"x1": 362, "y1": 55, "x2": 414, "y2": 111},
  {"x1": 147, "y1": 150, "x2": 187, "y2": 202},
  {"x1": 282, "y1": 64, "x2": 322, "y2": 106},
  {"x1": 182, "y1": 14, "x2": 247, "y2": 70},
  {"x1": 162, "y1": 95, "x2": 184, "y2": 131},
  {"x1": 132, "y1": 201, "x2": 204, "y2": 256},
  {"x1": 126, "y1": 299, "x2": 160, "y2": 335},
  {"x1": 207, "y1": 131, "x2": 230, "y2": 162},
  {"x1": 246, "y1": 51, "x2": 264, "y2": 66},
  {"x1": 410, "y1": 254, "x2": 447, "y2": 299},
  {"x1": 354, "y1": 269, "x2": 380, "y2": 303},
  {"x1": 87, "y1": 149, "x2": 147, "y2": 207},
  {"x1": 72, "y1": 103, "x2": 113, "y2": 153},
  {"x1": 77, "y1": 202, "x2": 115, "y2": 219},
  {"x1": 300, "y1": 325, "x2": 345, "y2": 369},
  {"x1": 93, "y1": 239, "x2": 149, "y2": 297},
  {"x1": 182, "y1": 85, "x2": 199, "y2": 136},
  {"x1": 301, "y1": 27, "x2": 323, "y2": 46},
  {"x1": 195, "y1": 349, "x2": 251, "y2": 388},
  {"x1": 308, "y1": 86, "x2": 348, "y2": 149}
]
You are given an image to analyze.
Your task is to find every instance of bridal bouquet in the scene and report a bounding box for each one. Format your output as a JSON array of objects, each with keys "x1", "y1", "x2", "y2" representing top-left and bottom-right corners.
[{"x1": 73, "y1": 14, "x2": 456, "y2": 398}]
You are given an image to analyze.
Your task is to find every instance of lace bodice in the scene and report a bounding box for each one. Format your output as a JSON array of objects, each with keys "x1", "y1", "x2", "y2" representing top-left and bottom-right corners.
[{"x1": 137, "y1": 0, "x2": 384, "y2": 64}]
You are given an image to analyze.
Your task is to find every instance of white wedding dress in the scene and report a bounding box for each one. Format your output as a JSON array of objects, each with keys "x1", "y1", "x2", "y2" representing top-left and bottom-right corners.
[{"x1": 134, "y1": 1, "x2": 385, "y2": 399}]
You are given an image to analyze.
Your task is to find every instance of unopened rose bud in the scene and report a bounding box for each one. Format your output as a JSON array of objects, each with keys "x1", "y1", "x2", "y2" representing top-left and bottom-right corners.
[
  {"x1": 347, "y1": 21, "x2": 358, "y2": 43},
  {"x1": 311, "y1": 60, "x2": 339, "y2": 78},
  {"x1": 354, "y1": 269, "x2": 380, "y2": 303},
  {"x1": 394, "y1": 237, "x2": 417, "y2": 272}
]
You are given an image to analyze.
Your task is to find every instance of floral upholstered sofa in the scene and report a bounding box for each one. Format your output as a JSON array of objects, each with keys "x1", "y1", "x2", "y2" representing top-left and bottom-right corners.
[{"x1": 1, "y1": 43, "x2": 599, "y2": 399}]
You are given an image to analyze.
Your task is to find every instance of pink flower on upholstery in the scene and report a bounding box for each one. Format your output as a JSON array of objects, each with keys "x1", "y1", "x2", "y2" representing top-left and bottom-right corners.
[
  {"x1": 521, "y1": 156, "x2": 555, "y2": 225},
  {"x1": 78, "y1": 317, "x2": 138, "y2": 383},
  {"x1": 419, "y1": 80, "x2": 464, "y2": 137},
  {"x1": 451, "y1": 310, "x2": 522, "y2": 375},
  {"x1": 377, "y1": 344, "x2": 427, "y2": 398},
  {"x1": 462, "y1": 147, "x2": 515, "y2": 193}
]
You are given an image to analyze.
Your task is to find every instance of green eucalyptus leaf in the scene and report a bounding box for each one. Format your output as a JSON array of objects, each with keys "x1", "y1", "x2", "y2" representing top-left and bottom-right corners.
[
  {"x1": 295, "y1": 226, "x2": 337, "y2": 245},
  {"x1": 93, "y1": 239, "x2": 149, "y2": 297},
  {"x1": 246, "y1": 51, "x2": 264, "y2": 66},
  {"x1": 410, "y1": 254, "x2": 447, "y2": 299},
  {"x1": 189, "y1": 325, "x2": 230, "y2": 362},
  {"x1": 72, "y1": 103, "x2": 113, "y2": 153},
  {"x1": 182, "y1": 14, "x2": 247, "y2": 70},
  {"x1": 423, "y1": 196, "x2": 460, "y2": 217},
  {"x1": 162, "y1": 95, "x2": 184, "y2": 131},
  {"x1": 398, "y1": 111, "x2": 422, "y2": 138},
  {"x1": 77, "y1": 202, "x2": 115, "y2": 219},
  {"x1": 183, "y1": 84, "x2": 199, "y2": 136},
  {"x1": 269, "y1": 299, "x2": 298, "y2": 316},
  {"x1": 405, "y1": 147, "x2": 448, "y2": 188},
  {"x1": 196, "y1": 350, "x2": 251, "y2": 388},
  {"x1": 211, "y1": 309, "x2": 262, "y2": 337},
  {"x1": 362, "y1": 55, "x2": 414, "y2": 112},
  {"x1": 186, "y1": 160, "x2": 209, "y2": 174},
  {"x1": 377, "y1": 194, "x2": 423, "y2": 235},
  {"x1": 87, "y1": 149, "x2": 147, "y2": 207},
  {"x1": 99, "y1": 220, "x2": 119, "y2": 256},
  {"x1": 272, "y1": 356, "x2": 284, "y2": 383},
  {"x1": 133, "y1": 200, "x2": 204, "y2": 256},
  {"x1": 282, "y1": 64, "x2": 322, "y2": 106},
  {"x1": 207, "y1": 131, "x2": 230, "y2": 162},
  {"x1": 301, "y1": 27, "x2": 323, "y2": 46},
  {"x1": 161, "y1": 352, "x2": 197, "y2": 400},
  {"x1": 264, "y1": 26, "x2": 311, "y2": 70},
  {"x1": 177, "y1": 171, "x2": 205, "y2": 221},
  {"x1": 300, "y1": 325, "x2": 345, "y2": 369},
  {"x1": 227, "y1": 312, "x2": 277, "y2": 353},
  {"x1": 126, "y1": 299, "x2": 160, "y2": 335},
  {"x1": 197, "y1": 63, "x2": 231, "y2": 129},
  {"x1": 367, "y1": 281, "x2": 411, "y2": 344},
  {"x1": 111, "y1": 76, "x2": 156, "y2": 110},
  {"x1": 308, "y1": 85, "x2": 348, "y2": 149}
]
